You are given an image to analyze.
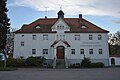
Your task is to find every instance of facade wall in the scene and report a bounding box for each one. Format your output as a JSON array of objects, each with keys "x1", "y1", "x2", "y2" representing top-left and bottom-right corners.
[{"x1": 14, "y1": 32, "x2": 109, "y2": 66}]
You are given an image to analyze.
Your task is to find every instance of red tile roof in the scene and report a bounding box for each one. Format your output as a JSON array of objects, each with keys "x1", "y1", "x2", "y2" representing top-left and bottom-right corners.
[
  {"x1": 15, "y1": 17, "x2": 109, "y2": 33},
  {"x1": 110, "y1": 54, "x2": 120, "y2": 57}
]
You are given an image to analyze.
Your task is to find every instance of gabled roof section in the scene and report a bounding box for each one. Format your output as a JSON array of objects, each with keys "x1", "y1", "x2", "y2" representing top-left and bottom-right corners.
[
  {"x1": 14, "y1": 16, "x2": 109, "y2": 33},
  {"x1": 51, "y1": 40, "x2": 70, "y2": 47},
  {"x1": 51, "y1": 18, "x2": 70, "y2": 30}
]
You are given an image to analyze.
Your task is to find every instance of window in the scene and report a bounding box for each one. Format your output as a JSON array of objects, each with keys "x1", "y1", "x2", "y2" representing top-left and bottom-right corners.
[
  {"x1": 89, "y1": 49, "x2": 93, "y2": 54},
  {"x1": 56, "y1": 35, "x2": 65, "y2": 40},
  {"x1": 32, "y1": 49, "x2": 36, "y2": 54},
  {"x1": 32, "y1": 35, "x2": 36, "y2": 40},
  {"x1": 71, "y1": 49, "x2": 75, "y2": 54},
  {"x1": 75, "y1": 35, "x2": 80, "y2": 40},
  {"x1": 56, "y1": 35, "x2": 58, "y2": 40},
  {"x1": 36, "y1": 26, "x2": 40, "y2": 28},
  {"x1": 98, "y1": 35, "x2": 102, "y2": 40},
  {"x1": 21, "y1": 35, "x2": 24, "y2": 37},
  {"x1": 43, "y1": 35, "x2": 48, "y2": 40},
  {"x1": 81, "y1": 26, "x2": 87, "y2": 29},
  {"x1": 63, "y1": 35, "x2": 65, "y2": 40},
  {"x1": 89, "y1": 35, "x2": 92, "y2": 40},
  {"x1": 21, "y1": 42, "x2": 24, "y2": 46},
  {"x1": 80, "y1": 49, "x2": 84, "y2": 54},
  {"x1": 57, "y1": 24, "x2": 64, "y2": 30},
  {"x1": 43, "y1": 49, "x2": 48, "y2": 54},
  {"x1": 99, "y1": 49, "x2": 102, "y2": 54},
  {"x1": 60, "y1": 35, "x2": 62, "y2": 40}
]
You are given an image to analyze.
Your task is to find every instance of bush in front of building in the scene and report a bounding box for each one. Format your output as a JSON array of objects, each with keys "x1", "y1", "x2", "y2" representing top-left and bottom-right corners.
[
  {"x1": 25, "y1": 56, "x2": 45, "y2": 67},
  {"x1": 68, "y1": 63, "x2": 81, "y2": 68},
  {"x1": 81, "y1": 57, "x2": 91, "y2": 68},
  {"x1": 81, "y1": 57, "x2": 105, "y2": 68},
  {"x1": 90, "y1": 62, "x2": 104, "y2": 68},
  {"x1": 0, "y1": 61, "x2": 4, "y2": 67},
  {"x1": 6, "y1": 57, "x2": 25, "y2": 67}
]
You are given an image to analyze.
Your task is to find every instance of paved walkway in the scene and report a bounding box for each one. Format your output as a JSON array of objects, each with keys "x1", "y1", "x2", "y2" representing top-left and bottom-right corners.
[{"x1": 0, "y1": 68, "x2": 120, "y2": 80}]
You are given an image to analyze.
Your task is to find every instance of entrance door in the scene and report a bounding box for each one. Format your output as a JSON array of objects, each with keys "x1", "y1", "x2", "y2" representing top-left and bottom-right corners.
[{"x1": 57, "y1": 46, "x2": 65, "y2": 59}]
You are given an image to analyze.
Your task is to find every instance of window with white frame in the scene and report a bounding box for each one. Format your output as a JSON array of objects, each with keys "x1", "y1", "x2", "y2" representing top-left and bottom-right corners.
[
  {"x1": 43, "y1": 35, "x2": 48, "y2": 40},
  {"x1": 75, "y1": 35, "x2": 80, "y2": 40},
  {"x1": 21, "y1": 42, "x2": 24, "y2": 46},
  {"x1": 63, "y1": 35, "x2": 65, "y2": 40},
  {"x1": 43, "y1": 49, "x2": 48, "y2": 54},
  {"x1": 71, "y1": 49, "x2": 75, "y2": 54},
  {"x1": 99, "y1": 49, "x2": 102, "y2": 54},
  {"x1": 89, "y1": 49, "x2": 93, "y2": 54},
  {"x1": 98, "y1": 35, "x2": 102, "y2": 40},
  {"x1": 32, "y1": 35, "x2": 36, "y2": 40},
  {"x1": 32, "y1": 49, "x2": 36, "y2": 54},
  {"x1": 80, "y1": 49, "x2": 84, "y2": 54},
  {"x1": 57, "y1": 24, "x2": 64, "y2": 30},
  {"x1": 56, "y1": 35, "x2": 65, "y2": 40},
  {"x1": 89, "y1": 35, "x2": 92, "y2": 40}
]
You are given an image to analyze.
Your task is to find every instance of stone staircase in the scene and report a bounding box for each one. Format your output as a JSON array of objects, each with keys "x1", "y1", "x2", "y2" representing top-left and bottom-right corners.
[{"x1": 56, "y1": 59, "x2": 65, "y2": 68}]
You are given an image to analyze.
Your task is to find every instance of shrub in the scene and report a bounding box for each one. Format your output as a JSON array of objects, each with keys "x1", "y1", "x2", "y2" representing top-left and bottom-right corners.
[
  {"x1": 25, "y1": 56, "x2": 45, "y2": 67},
  {"x1": 81, "y1": 57, "x2": 91, "y2": 68},
  {"x1": 68, "y1": 63, "x2": 81, "y2": 68},
  {"x1": 0, "y1": 61, "x2": 4, "y2": 67},
  {"x1": 90, "y1": 62, "x2": 104, "y2": 68},
  {"x1": 6, "y1": 58, "x2": 25, "y2": 67}
]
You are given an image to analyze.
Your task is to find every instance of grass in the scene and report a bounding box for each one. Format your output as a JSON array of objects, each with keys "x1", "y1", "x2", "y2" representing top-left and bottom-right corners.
[{"x1": 0, "y1": 67, "x2": 17, "y2": 71}]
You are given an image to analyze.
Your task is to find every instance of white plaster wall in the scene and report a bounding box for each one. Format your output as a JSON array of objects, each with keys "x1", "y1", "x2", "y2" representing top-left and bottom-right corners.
[
  {"x1": 13, "y1": 33, "x2": 55, "y2": 59},
  {"x1": 14, "y1": 32, "x2": 109, "y2": 61},
  {"x1": 65, "y1": 33, "x2": 109, "y2": 60},
  {"x1": 109, "y1": 57, "x2": 120, "y2": 66}
]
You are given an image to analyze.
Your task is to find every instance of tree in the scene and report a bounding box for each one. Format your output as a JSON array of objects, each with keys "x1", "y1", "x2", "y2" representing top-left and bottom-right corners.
[
  {"x1": 108, "y1": 31, "x2": 120, "y2": 55},
  {"x1": 109, "y1": 31, "x2": 120, "y2": 45},
  {"x1": 0, "y1": 0, "x2": 10, "y2": 68}
]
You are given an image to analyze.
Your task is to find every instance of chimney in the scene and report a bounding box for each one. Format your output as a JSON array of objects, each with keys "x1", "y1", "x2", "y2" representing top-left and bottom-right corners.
[
  {"x1": 45, "y1": 16, "x2": 47, "y2": 19},
  {"x1": 78, "y1": 14, "x2": 83, "y2": 23}
]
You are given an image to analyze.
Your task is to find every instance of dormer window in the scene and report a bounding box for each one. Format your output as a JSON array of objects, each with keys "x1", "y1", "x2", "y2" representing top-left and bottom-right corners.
[
  {"x1": 81, "y1": 25, "x2": 87, "y2": 29},
  {"x1": 36, "y1": 26, "x2": 40, "y2": 29},
  {"x1": 57, "y1": 24, "x2": 64, "y2": 30},
  {"x1": 57, "y1": 25, "x2": 64, "y2": 29}
]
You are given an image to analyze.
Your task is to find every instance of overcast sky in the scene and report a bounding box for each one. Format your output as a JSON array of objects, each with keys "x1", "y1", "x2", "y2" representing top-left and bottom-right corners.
[{"x1": 7, "y1": 0, "x2": 120, "y2": 33}]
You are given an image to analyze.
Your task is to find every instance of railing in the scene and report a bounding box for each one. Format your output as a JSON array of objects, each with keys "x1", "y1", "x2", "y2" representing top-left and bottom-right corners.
[{"x1": 53, "y1": 57, "x2": 56, "y2": 68}]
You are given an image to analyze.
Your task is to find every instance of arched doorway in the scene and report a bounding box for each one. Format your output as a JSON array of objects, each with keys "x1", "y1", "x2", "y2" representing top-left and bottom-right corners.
[
  {"x1": 111, "y1": 58, "x2": 115, "y2": 65},
  {"x1": 57, "y1": 46, "x2": 65, "y2": 59}
]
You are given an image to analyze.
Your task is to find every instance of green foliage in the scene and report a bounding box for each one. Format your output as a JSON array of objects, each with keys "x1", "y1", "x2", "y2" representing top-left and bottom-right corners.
[
  {"x1": 90, "y1": 62, "x2": 104, "y2": 68},
  {"x1": 81, "y1": 57, "x2": 104, "y2": 68},
  {"x1": 0, "y1": 61, "x2": 4, "y2": 67},
  {"x1": 110, "y1": 45, "x2": 120, "y2": 55},
  {"x1": 25, "y1": 56, "x2": 45, "y2": 67},
  {"x1": 81, "y1": 57, "x2": 91, "y2": 68},
  {"x1": 68, "y1": 63, "x2": 81, "y2": 68},
  {"x1": 0, "y1": 0, "x2": 10, "y2": 51},
  {"x1": 6, "y1": 57, "x2": 25, "y2": 67}
]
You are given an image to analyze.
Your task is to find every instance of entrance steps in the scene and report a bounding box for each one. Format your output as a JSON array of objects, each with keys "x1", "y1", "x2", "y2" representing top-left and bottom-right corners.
[{"x1": 56, "y1": 59, "x2": 65, "y2": 68}]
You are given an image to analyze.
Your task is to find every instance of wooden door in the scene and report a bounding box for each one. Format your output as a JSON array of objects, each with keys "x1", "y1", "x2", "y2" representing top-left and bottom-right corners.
[{"x1": 57, "y1": 46, "x2": 64, "y2": 59}]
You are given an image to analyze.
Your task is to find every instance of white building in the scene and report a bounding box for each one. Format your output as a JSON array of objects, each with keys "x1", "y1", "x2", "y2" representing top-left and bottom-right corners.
[
  {"x1": 13, "y1": 10, "x2": 109, "y2": 68},
  {"x1": 109, "y1": 55, "x2": 120, "y2": 66}
]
